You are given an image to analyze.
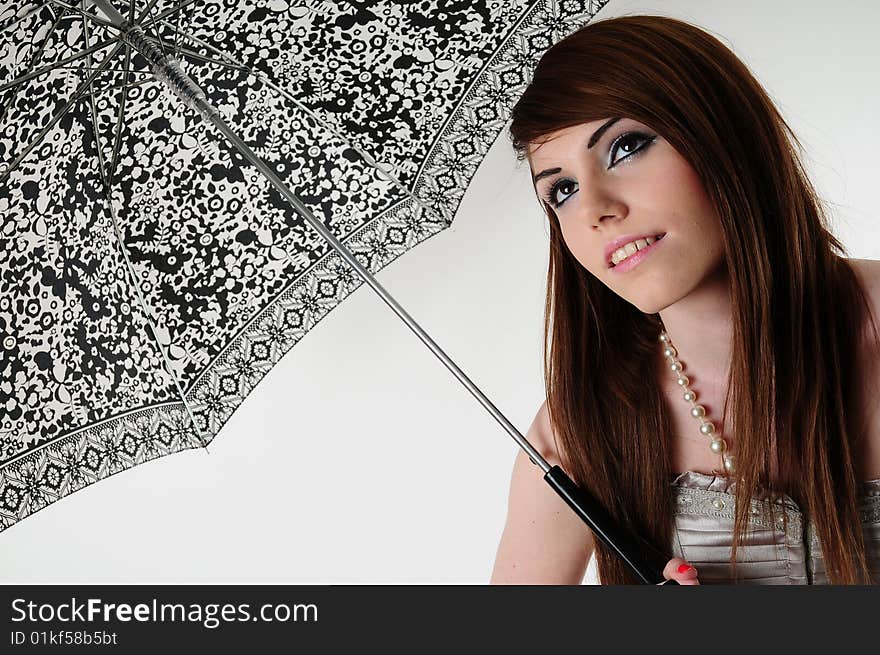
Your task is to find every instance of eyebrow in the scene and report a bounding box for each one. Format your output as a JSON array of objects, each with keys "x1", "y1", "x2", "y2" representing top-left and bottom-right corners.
[{"x1": 531, "y1": 116, "x2": 622, "y2": 183}]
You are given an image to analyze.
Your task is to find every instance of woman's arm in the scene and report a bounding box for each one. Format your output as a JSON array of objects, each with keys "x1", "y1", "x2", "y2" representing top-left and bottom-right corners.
[{"x1": 490, "y1": 401, "x2": 595, "y2": 584}]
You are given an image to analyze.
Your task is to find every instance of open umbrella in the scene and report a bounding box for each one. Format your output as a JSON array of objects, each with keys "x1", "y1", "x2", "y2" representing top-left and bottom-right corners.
[{"x1": 0, "y1": 0, "x2": 675, "y2": 584}]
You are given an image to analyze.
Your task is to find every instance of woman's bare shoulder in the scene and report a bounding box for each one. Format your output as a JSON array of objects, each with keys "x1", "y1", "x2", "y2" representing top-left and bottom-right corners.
[
  {"x1": 846, "y1": 258, "x2": 880, "y2": 334},
  {"x1": 528, "y1": 399, "x2": 563, "y2": 468},
  {"x1": 847, "y1": 257, "x2": 880, "y2": 294},
  {"x1": 846, "y1": 258, "x2": 880, "y2": 480}
]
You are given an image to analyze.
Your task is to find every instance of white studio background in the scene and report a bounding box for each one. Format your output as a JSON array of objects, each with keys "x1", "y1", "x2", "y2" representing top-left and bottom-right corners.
[{"x1": 1, "y1": 0, "x2": 878, "y2": 584}]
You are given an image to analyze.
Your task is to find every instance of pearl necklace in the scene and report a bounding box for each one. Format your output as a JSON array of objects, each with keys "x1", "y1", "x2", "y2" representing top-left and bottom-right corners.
[{"x1": 660, "y1": 330, "x2": 735, "y2": 476}]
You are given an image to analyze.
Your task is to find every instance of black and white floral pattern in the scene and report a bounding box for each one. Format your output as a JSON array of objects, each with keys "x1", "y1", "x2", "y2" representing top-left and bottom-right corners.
[{"x1": 0, "y1": 0, "x2": 608, "y2": 531}]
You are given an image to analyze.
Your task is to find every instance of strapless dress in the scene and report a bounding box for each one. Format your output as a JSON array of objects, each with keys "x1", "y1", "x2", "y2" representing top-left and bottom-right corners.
[{"x1": 669, "y1": 470, "x2": 880, "y2": 584}]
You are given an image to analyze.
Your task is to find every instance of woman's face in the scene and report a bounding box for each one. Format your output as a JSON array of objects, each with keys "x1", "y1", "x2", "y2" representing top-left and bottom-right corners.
[{"x1": 527, "y1": 117, "x2": 727, "y2": 314}]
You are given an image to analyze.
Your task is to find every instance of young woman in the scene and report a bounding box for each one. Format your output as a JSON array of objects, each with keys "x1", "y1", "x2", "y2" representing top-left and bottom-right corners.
[{"x1": 490, "y1": 15, "x2": 880, "y2": 585}]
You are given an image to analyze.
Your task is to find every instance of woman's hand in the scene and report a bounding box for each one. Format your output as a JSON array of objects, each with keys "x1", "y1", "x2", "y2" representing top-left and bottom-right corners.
[{"x1": 660, "y1": 557, "x2": 700, "y2": 585}]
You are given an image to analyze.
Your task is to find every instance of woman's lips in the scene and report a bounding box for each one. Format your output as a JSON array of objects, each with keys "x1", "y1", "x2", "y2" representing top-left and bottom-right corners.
[{"x1": 608, "y1": 234, "x2": 665, "y2": 273}]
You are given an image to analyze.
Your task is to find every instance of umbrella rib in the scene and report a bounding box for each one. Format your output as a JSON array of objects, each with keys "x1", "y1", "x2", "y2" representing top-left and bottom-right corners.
[
  {"x1": 134, "y1": 0, "x2": 163, "y2": 24},
  {"x1": 81, "y1": 0, "x2": 103, "y2": 161},
  {"x1": 142, "y1": 35, "x2": 246, "y2": 71},
  {"x1": 105, "y1": 2, "x2": 137, "y2": 182},
  {"x1": 161, "y1": 22, "x2": 449, "y2": 227},
  {"x1": 0, "y1": 3, "x2": 72, "y2": 126},
  {"x1": 105, "y1": 76, "x2": 150, "y2": 92},
  {"x1": 81, "y1": 0, "x2": 101, "y2": 153},
  {"x1": 46, "y1": 0, "x2": 119, "y2": 31},
  {"x1": 101, "y1": 198, "x2": 213, "y2": 453},
  {"x1": 107, "y1": 46, "x2": 134, "y2": 182},
  {"x1": 103, "y1": 199, "x2": 214, "y2": 454},
  {"x1": 51, "y1": 64, "x2": 151, "y2": 74},
  {"x1": 0, "y1": 38, "x2": 116, "y2": 93},
  {"x1": 0, "y1": 40, "x2": 124, "y2": 184},
  {"x1": 142, "y1": 0, "x2": 168, "y2": 57},
  {"x1": 80, "y1": 10, "x2": 209, "y2": 451},
  {"x1": 172, "y1": 0, "x2": 182, "y2": 57}
]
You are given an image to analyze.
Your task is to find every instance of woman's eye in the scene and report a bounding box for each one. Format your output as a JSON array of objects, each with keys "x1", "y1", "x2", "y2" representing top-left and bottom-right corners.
[
  {"x1": 544, "y1": 179, "x2": 578, "y2": 208},
  {"x1": 540, "y1": 131, "x2": 656, "y2": 210},
  {"x1": 608, "y1": 131, "x2": 656, "y2": 167}
]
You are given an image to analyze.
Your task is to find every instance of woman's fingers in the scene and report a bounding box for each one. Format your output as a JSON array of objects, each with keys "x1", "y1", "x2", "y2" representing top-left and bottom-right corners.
[{"x1": 662, "y1": 557, "x2": 700, "y2": 585}]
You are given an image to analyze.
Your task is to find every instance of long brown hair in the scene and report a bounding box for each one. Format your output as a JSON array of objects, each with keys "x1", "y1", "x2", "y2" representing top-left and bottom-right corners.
[{"x1": 509, "y1": 15, "x2": 880, "y2": 584}]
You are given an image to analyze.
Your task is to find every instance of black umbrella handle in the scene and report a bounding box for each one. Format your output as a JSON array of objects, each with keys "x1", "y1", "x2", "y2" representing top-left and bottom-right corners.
[{"x1": 543, "y1": 465, "x2": 678, "y2": 585}]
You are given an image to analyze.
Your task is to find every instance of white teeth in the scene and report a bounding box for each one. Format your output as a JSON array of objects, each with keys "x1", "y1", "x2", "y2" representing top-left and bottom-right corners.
[{"x1": 611, "y1": 234, "x2": 663, "y2": 266}]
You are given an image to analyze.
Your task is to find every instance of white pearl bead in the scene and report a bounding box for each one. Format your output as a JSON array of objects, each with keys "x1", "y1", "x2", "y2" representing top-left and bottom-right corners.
[
  {"x1": 690, "y1": 405, "x2": 706, "y2": 418},
  {"x1": 699, "y1": 421, "x2": 715, "y2": 435},
  {"x1": 683, "y1": 391, "x2": 695, "y2": 402},
  {"x1": 663, "y1": 346, "x2": 676, "y2": 358},
  {"x1": 676, "y1": 375, "x2": 689, "y2": 387},
  {"x1": 670, "y1": 361, "x2": 682, "y2": 372},
  {"x1": 659, "y1": 333, "x2": 669, "y2": 342},
  {"x1": 710, "y1": 438, "x2": 725, "y2": 453},
  {"x1": 712, "y1": 498, "x2": 725, "y2": 510},
  {"x1": 723, "y1": 454, "x2": 735, "y2": 473}
]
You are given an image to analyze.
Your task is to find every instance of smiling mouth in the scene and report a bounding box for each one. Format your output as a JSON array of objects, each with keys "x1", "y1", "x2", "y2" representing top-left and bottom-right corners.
[{"x1": 609, "y1": 233, "x2": 666, "y2": 268}]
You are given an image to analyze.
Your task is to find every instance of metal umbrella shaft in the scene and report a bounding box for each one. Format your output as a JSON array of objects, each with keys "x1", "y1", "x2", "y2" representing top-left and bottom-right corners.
[{"x1": 91, "y1": 0, "x2": 671, "y2": 585}]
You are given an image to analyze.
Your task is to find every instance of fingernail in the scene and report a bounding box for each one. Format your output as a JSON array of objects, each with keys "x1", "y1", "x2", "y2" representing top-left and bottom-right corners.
[{"x1": 677, "y1": 563, "x2": 694, "y2": 573}]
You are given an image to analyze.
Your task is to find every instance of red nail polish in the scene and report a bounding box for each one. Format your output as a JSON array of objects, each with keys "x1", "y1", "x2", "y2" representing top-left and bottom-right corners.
[{"x1": 677, "y1": 563, "x2": 693, "y2": 573}]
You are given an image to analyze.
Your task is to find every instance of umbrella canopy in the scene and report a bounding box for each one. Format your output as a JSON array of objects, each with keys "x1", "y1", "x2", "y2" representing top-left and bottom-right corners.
[{"x1": 0, "y1": 1, "x2": 610, "y2": 532}]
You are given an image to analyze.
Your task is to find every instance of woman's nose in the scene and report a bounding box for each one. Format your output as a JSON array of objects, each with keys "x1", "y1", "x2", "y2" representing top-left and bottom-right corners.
[
  {"x1": 569, "y1": 177, "x2": 626, "y2": 224},
  {"x1": 577, "y1": 193, "x2": 628, "y2": 228}
]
